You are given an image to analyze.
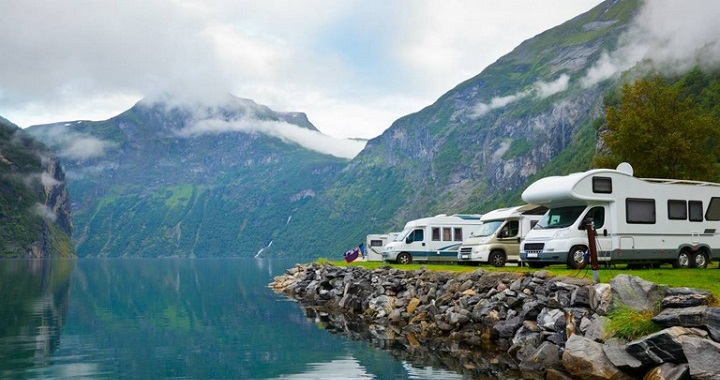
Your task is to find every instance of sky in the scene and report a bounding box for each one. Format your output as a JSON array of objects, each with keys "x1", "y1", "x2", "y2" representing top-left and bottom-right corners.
[{"x1": 0, "y1": 0, "x2": 604, "y2": 142}]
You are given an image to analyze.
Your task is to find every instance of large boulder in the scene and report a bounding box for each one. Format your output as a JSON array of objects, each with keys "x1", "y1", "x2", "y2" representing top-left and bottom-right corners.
[
  {"x1": 562, "y1": 334, "x2": 633, "y2": 380},
  {"x1": 625, "y1": 326, "x2": 705, "y2": 366},
  {"x1": 679, "y1": 335, "x2": 720, "y2": 380},
  {"x1": 610, "y1": 275, "x2": 667, "y2": 314}
]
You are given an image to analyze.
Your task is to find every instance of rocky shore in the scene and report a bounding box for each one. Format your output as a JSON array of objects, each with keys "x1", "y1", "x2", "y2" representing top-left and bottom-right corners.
[{"x1": 270, "y1": 263, "x2": 720, "y2": 380}]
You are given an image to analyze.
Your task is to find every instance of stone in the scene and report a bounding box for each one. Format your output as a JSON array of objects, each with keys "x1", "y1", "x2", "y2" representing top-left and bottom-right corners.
[
  {"x1": 652, "y1": 305, "x2": 707, "y2": 328},
  {"x1": 625, "y1": 326, "x2": 705, "y2": 366},
  {"x1": 493, "y1": 315, "x2": 523, "y2": 339},
  {"x1": 610, "y1": 274, "x2": 667, "y2": 314},
  {"x1": 603, "y1": 340, "x2": 644, "y2": 374},
  {"x1": 642, "y1": 363, "x2": 689, "y2": 380},
  {"x1": 661, "y1": 294, "x2": 710, "y2": 308},
  {"x1": 591, "y1": 283, "x2": 613, "y2": 316},
  {"x1": 562, "y1": 334, "x2": 633, "y2": 380},
  {"x1": 537, "y1": 308, "x2": 565, "y2": 332},
  {"x1": 679, "y1": 335, "x2": 720, "y2": 380},
  {"x1": 584, "y1": 315, "x2": 609, "y2": 342},
  {"x1": 571, "y1": 285, "x2": 592, "y2": 307},
  {"x1": 406, "y1": 297, "x2": 421, "y2": 314},
  {"x1": 518, "y1": 342, "x2": 562, "y2": 379},
  {"x1": 705, "y1": 307, "x2": 720, "y2": 343}
]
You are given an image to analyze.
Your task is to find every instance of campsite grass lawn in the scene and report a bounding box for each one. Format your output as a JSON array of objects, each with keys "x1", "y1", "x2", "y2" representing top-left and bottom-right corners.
[{"x1": 332, "y1": 260, "x2": 720, "y2": 300}]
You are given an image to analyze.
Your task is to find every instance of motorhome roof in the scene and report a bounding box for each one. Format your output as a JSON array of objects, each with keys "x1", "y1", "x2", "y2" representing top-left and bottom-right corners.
[
  {"x1": 480, "y1": 205, "x2": 545, "y2": 221},
  {"x1": 404, "y1": 214, "x2": 483, "y2": 227}
]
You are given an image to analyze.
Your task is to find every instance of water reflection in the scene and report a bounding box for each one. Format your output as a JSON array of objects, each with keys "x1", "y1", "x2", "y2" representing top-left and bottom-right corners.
[
  {"x1": 301, "y1": 306, "x2": 524, "y2": 380},
  {"x1": 0, "y1": 259, "x2": 73, "y2": 378}
]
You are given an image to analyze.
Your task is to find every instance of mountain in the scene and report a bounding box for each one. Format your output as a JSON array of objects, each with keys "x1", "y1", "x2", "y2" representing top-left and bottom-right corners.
[
  {"x1": 270, "y1": 0, "x2": 641, "y2": 257},
  {"x1": 27, "y1": 95, "x2": 349, "y2": 257},
  {"x1": 0, "y1": 117, "x2": 73, "y2": 257}
]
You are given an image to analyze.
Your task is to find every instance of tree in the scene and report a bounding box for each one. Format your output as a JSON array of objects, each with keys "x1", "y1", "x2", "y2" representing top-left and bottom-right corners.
[{"x1": 594, "y1": 75, "x2": 720, "y2": 181}]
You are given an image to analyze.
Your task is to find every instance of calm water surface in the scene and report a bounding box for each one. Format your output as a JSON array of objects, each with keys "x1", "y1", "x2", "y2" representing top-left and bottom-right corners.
[{"x1": 0, "y1": 258, "x2": 477, "y2": 379}]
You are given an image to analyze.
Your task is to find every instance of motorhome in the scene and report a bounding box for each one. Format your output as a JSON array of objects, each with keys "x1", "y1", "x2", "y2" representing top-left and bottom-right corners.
[
  {"x1": 519, "y1": 163, "x2": 720, "y2": 269},
  {"x1": 364, "y1": 232, "x2": 400, "y2": 261},
  {"x1": 383, "y1": 214, "x2": 483, "y2": 264},
  {"x1": 458, "y1": 205, "x2": 546, "y2": 267}
]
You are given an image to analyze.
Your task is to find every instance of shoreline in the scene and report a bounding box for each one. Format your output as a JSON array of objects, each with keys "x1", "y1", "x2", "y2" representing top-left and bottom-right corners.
[{"x1": 270, "y1": 262, "x2": 720, "y2": 379}]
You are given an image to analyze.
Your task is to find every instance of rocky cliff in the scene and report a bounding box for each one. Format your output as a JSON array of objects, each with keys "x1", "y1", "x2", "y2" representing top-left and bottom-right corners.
[{"x1": 0, "y1": 117, "x2": 73, "y2": 257}]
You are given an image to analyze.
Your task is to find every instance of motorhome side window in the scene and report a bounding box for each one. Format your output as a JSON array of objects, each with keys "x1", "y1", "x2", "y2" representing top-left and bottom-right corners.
[
  {"x1": 577, "y1": 206, "x2": 605, "y2": 230},
  {"x1": 668, "y1": 200, "x2": 687, "y2": 220},
  {"x1": 432, "y1": 228, "x2": 441, "y2": 241},
  {"x1": 443, "y1": 228, "x2": 452, "y2": 241},
  {"x1": 592, "y1": 176, "x2": 612, "y2": 194},
  {"x1": 689, "y1": 201, "x2": 703, "y2": 222},
  {"x1": 370, "y1": 240, "x2": 384, "y2": 247},
  {"x1": 706, "y1": 197, "x2": 720, "y2": 221},
  {"x1": 626, "y1": 198, "x2": 656, "y2": 224},
  {"x1": 454, "y1": 227, "x2": 463, "y2": 241}
]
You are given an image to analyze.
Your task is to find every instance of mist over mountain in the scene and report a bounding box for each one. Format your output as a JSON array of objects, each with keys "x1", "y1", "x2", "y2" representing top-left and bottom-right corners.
[
  {"x1": 27, "y1": 95, "x2": 351, "y2": 257},
  {"x1": 0, "y1": 117, "x2": 73, "y2": 257}
]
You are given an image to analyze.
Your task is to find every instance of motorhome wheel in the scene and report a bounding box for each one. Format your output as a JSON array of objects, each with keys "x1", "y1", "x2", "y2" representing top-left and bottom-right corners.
[
  {"x1": 673, "y1": 250, "x2": 692, "y2": 268},
  {"x1": 567, "y1": 246, "x2": 588, "y2": 270},
  {"x1": 489, "y1": 251, "x2": 506, "y2": 267},
  {"x1": 397, "y1": 252, "x2": 412, "y2": 265},
  {"x1": 693, "y1": 251, "x2": 709, "y2": 269}
]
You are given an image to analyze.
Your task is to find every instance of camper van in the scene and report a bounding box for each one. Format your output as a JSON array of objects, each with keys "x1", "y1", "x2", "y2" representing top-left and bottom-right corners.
[
  {"x1": 519, "y1": 163, "x2": 720, "y2": 269},
  {"x1": 364, "y1": 232, "x2": 400, "y2": 261},
  {"x1": 458, "y1": 205, "x2": 546, "y2": 267},
  {"x1": 383, "y1": 214, "x2": 483, "y2": 264}
]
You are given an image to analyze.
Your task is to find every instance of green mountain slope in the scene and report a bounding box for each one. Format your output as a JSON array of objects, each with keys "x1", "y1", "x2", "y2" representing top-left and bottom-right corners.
[
  {"x1": 0, "y1": 117, "x2": 74, "y2": 257},
  {"x1": 27, "y1": 96, "x2": 347, "y2": 257},
  {"x1": 270, "y1": 0, "x2": 641, "y2": 257}
]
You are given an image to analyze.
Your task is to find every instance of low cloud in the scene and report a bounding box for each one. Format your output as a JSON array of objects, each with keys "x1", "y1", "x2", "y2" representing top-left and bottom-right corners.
[
  {"x1": 581, "y1": 0, "x2": 720, "y2": 87},
  {"x1": 32, "y1": 203, "x2": 57, "y2": 222},
  {"x1": 33, "y1": 125, "x2": 114, "y2": 160},
  {"x1": 471, "y1": 74, "x2": 570, "y2": 118},
  {"x1": 178, "y1": 117, "x2": 366, "y2": 159}
]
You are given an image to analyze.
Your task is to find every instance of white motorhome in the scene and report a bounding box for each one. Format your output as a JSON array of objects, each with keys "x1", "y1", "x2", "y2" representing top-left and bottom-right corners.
[
  {"x1": 383, "y1": 214, "x2": 483, "y2": 264},
  {"x1": 364, "y1": 232, "x2": 400, "y2": 261},
  {"x1": 458, "y1": 205, "x2": 546, "y2": 267},
  {"x1": 520, "y1": 163, "x2": 720, "y2": 269}
]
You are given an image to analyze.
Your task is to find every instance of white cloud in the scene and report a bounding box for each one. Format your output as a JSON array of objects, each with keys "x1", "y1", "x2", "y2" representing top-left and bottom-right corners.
[
  {"x1": 31, "y1": 126, "x2": 114, "y2": 160},
  {"x1": 178, "y1": 118, "x2": 365, "y2": 159},
  {"x1": 32, "y1": 203, "x2": 57, "y2": 222},
  {"x1": 471, "y1": 74, "x2": 570, "y2": 118},
  {"x1": 581, "y1": 0, "x2": 720, "y2": 87},
  {"x1": 0, "y1": 0, "x2": 602, "y2": 139}
]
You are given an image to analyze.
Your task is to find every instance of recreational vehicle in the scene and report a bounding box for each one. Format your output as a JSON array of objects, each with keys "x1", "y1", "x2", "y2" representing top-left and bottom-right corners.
[
  {"x1": 519, "y1": 163, "x2": 720, "y2": 269},
  {"x1": 364, "y1": 232, "x2": 400, "y2": 261},
  {"x1": 383, "y1": 214, "x2": 483, "y2": 264},
  {"x1": 458, "y1": 204, "x2": 546, "y2": 267}
]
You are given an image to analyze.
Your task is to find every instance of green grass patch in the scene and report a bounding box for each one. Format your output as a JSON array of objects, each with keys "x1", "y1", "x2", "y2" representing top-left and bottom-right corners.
[{"x1": 605, "y1": 306, "x2": 662, "y2": 340}]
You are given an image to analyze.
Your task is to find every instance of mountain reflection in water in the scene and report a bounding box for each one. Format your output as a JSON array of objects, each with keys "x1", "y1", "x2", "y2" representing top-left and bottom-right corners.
[{"x1": 0, "y1": 258, "x2": 498, "y2": 379}]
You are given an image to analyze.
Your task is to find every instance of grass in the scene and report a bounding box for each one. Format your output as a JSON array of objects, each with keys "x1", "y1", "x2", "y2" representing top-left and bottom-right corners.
[
  {"x1": 330, "y1": 260, "x2": 720, "y2": 299},
  {"x1": 605, "y1": 306, "x2": 662, "y2": 340}
]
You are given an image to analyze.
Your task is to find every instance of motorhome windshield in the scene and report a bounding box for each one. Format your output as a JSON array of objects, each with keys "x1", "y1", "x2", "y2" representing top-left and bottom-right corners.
[
  {"x1": 471, "y1": 220, "x2": 503, "y2": 237},
  {"x1": 394, "y1": 228, "x2": 413, "y2": 241},
  {"x1": 536, "y1": 206, "x2": 587, "y2": 229}
]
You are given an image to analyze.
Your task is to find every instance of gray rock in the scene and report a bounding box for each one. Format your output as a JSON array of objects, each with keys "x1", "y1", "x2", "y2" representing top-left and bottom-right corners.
[
  {"x1": 537, "y1": 308, "x2": 565, "y2": 332},
  {"x1": 562, "y1": 334, "x2": 633, "y2": 380},
  {"x1": 705, "y1": 307, "x2": 720, "y2": 343},
  {"x1": 571, "y1": 285, "x2": 592, "y2": 307},
  {"x1": 679, "y1": 335, "x2": 720, "y2": 380},
  {"x1": 584, "y1": 315, "x2": 609, "y2": 342},
  {"x1": 493, "y1": 315, "x2": 523, "y2": 338},
  {"x1": 518, "y1": 342, "x2": 562, "y2": 379},
  {"x1": 610, "y1": 274, "x2": 667, "y2": 314},
  {"x1": 662, "y1": 294, "x2": 711, "y2": 308},
  {"x1": 591, "y1": 283, "x2": 613, "y2": 316},
  {"x1": 625, "y1": 326, "x2": 704, "y2": 366},
  {"x1": 602, "y1": 341, "x2": 643, "y2": 374},
  {"x1": 652, "y1": 305, "x2": 707, "y2": 328}
]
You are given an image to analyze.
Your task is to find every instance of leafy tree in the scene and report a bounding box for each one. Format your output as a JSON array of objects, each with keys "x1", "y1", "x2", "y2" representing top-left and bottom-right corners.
[{"x1": 595, "y1": 75, "x2": 720, "y2": 181}]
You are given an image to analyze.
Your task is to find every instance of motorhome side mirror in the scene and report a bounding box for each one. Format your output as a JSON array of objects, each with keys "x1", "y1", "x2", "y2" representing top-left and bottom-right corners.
[{"x1": 405, "y1": 237, "x2": 412, "y2": 244}]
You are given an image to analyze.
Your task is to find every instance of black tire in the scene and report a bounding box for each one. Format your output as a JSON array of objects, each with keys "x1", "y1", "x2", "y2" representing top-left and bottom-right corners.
[
  {"x1": 489, "y1": 250, "x2": 506, "y2": 267},
  {"x1": 527, "y1": 262, "x2": 548, "y2": 269},
  {"x1": 673, "y1": 250, "x2": 692, "y2": 268},
  {"x1": 693, "y1": 251, "x2": 709, "y2": 269},
  {"x1": 396, "y1": 252, "x2": 412, "y2": 265},
  {"x1": 567, "y1": 245, "x2": 588, "y2": 270}
]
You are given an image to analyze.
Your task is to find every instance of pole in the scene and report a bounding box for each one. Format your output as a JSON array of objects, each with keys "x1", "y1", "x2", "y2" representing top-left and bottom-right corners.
[{"x1": 585, "y1": 218, "x2": 600, "y2": 283}]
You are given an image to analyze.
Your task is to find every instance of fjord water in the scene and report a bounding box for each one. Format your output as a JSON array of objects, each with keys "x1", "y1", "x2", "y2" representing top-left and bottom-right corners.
[{"x1": 0, "y1": 258, "x2": 471, "y2": 379}]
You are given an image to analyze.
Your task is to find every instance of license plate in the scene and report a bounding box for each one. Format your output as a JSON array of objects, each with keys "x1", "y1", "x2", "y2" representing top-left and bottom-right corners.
[
  {"x1": 527, "y1": 253, "x2": 538, "y2": 258},
  {"x1": 460, "y1": 254, "x2": 469, "y2": 259}
]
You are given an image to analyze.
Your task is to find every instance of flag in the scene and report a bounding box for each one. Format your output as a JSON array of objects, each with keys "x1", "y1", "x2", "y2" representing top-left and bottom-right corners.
[{"x1": 343, "y1": 243, "x2": 365, "y2": 263}]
